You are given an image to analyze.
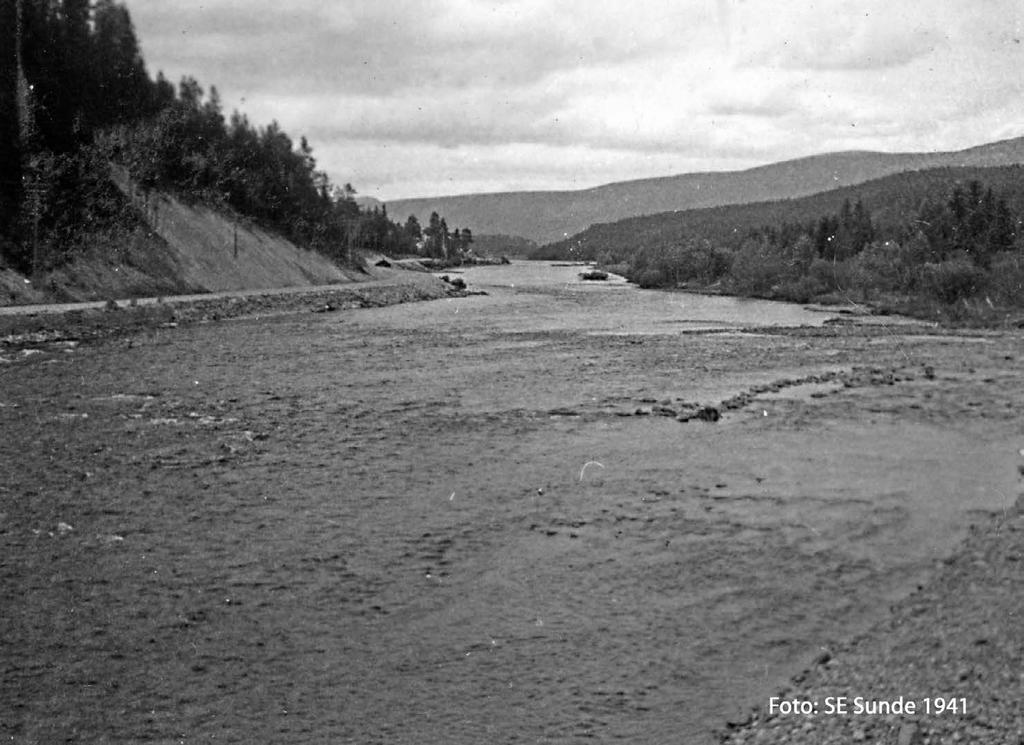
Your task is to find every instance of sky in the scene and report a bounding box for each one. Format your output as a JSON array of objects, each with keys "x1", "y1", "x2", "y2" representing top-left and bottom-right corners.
[{"x1": 126, "y1": 1, "x2": 1024, "y2": 201}]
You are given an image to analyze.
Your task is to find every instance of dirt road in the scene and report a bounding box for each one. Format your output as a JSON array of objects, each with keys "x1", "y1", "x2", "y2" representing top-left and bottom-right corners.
[
  {"x1": 0, "y1": 263, "x2": 438, "y2": 318},
  {"x1": 1, "y1": 263, "x2": 1021, "y2": 743}
]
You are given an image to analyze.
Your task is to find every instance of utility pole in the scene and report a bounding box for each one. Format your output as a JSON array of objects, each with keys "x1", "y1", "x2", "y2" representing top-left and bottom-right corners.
[
  {"x1": 25, "y1": 168, "x2": 43, "y2": 275},
  {"x1": 345, "y1": 217, "x2": 361, "y2": 267},
  {"x1": 224, "y1": 192, "x2": 238, "y2": 258}
]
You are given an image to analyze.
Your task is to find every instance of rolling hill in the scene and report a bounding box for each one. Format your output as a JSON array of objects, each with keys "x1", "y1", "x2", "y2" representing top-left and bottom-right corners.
[
  {"x1": 533, "y1": 165, "x2": 1024, "y2": 262},
  {"x1": 385, "y1": 136, "x2": 1024, "y2": 244}
]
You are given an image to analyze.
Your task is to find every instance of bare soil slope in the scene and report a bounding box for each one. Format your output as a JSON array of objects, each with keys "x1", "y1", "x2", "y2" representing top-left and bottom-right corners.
[
  {"x1": 1, "y1": 169, "x2": 355, "y2": 306},
  {"x1": 110, "y1": 168, "x2": 352, "y2": 292}
]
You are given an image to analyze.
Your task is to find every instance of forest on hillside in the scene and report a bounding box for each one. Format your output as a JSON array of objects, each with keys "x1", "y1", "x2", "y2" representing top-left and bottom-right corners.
[
  {"x1": 0, "y1": 0, "x2": 471, "y2": 279},
  {"x1": 536, "y1": 167, "x2": 1024, "y2": 319}
]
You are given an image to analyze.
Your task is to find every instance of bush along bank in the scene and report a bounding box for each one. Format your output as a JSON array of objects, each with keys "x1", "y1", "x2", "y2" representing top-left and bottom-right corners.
[{"x1": 570, "y1": 175, "x2": 1024, "y2": 326}]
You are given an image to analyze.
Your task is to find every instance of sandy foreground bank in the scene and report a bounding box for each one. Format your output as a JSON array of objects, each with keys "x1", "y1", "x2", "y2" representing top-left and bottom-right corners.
[{"x1": 1, "y1": 265, "x2": 1022, "y2": 743}]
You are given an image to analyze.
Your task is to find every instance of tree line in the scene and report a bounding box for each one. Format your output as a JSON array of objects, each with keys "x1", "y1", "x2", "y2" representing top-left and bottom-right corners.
[
  {"x1": 403, "y1": 212, "x2": 473, "y2": 260},
  {"x1": 623, "y1": 179, "x2": 1023, "y2": 316},
  {"x1": 0, "y1": 0, "x2": 467, "y2": 276},
  {"x1": 536, "y1": 166, "x2": 1024, "y2": 317},
  {"x1": 1, "y1": 0, "x2": 164, "y2": 269}
]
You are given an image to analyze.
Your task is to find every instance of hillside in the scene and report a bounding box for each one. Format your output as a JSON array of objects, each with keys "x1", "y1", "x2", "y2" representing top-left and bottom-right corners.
[
  {"x1": 527, "y1": 164, "x2": 1024, "y2": 324},
  {"x1": 536, "y1": 165, "x2": 1024, "y2": 261},
  {"x1": 4, "y1": 0, "x2": 439, "y2": 284},
  {"x1": 1, "y1": 169, "x2": 360, "y2": 306},
  {"x1": 110, "y1": 167, "x2": 353, "y2": 292},
  {"x1": 386, "y1": 137, "x2": 1024, "y2": 244},
  {"x1": 469, "y1": 234, "x2": 538, "y2": 259}
]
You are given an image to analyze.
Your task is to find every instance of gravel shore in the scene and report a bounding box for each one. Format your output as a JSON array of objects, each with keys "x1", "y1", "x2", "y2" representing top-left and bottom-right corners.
[
  {"x1": 0, "y1": 272, "x2": 458, "y2": 345},
  {"x1": 718, "y1": 485, "x2": 1024, "y2": 744}
]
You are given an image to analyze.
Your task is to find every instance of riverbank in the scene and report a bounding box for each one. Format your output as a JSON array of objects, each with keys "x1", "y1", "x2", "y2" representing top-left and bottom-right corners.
[
  {"x1": 718, "y1": 487, "x2": 1024, "y2": 744},
  {"x1": 0, "y1": 270, "x2": 459, "y2": 346},
  {"x1": 642, "y1": 276, "x2": 1024, "y2": 330}
]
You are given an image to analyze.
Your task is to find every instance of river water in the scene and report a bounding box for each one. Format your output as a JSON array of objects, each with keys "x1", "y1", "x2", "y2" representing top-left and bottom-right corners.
[
  {"x1": 1, "y1": 261, "x2": 1020, "y2": 743},
  {"x1": 437, "y1": 260, "x2": 843, "y2": 333}
]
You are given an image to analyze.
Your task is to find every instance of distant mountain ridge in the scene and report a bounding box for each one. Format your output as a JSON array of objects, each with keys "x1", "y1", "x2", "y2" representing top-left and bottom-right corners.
[
  {"x1": 535, "y1": 164, "x2": 1024, "y2": 262},
  {"x1": 385, "y1": 136, "x2": 1024, "y2": 244},
  {"x1": 354, "y1": 196, "x2": 385, "y2": 211}
]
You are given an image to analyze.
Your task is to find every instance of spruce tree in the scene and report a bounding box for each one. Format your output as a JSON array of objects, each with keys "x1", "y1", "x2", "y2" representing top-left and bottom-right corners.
[
  {"x1": 92, "y1": 0, "x2": 153, "y2": 125},
  {"x1": 0, "y1": 0, "x2": 21, "y2": 250}
]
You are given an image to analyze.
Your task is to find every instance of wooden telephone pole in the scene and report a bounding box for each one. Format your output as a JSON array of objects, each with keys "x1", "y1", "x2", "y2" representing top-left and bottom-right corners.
[{"x1": 345, "y1": 217, "x2": 361, "y2": 267}]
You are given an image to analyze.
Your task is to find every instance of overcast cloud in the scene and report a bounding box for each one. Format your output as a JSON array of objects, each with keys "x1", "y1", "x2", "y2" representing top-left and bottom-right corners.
[{"x1": 127, "y1": 1, "x2": 1024, "y2": 200}]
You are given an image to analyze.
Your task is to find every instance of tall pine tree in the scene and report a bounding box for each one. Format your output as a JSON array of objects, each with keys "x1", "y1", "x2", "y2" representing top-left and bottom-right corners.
[
  {"x1": 0, "y1": 0, "x2": 22, "y2": 244},
  {"x1": 91, "y1": 0, "x2": 153, "y2": 125}
]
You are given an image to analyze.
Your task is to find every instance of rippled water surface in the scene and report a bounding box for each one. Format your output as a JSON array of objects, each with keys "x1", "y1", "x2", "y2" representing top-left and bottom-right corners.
[{"x1": 1, "y1": 261, "x2": 1020, "y2": 743}]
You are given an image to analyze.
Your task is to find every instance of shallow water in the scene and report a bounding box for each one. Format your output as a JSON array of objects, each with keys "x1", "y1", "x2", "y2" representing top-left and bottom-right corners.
[
  {"x1": 427, "y1": 261, "x2": 844, "y2": 335},
  {"x1": 1, "y1": 262, "x2": 1021, "y2": 743}
]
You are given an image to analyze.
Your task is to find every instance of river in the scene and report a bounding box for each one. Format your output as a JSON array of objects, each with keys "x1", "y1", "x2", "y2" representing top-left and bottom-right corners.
[{"x1": 1, "y1": 261, "x2": 1020, "y2": 743}]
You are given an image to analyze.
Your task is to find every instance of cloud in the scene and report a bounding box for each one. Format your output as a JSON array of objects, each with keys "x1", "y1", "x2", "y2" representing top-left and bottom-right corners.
[
  {"x1": 126, "y1": 1, "x2": 1024, "y2": 199},
  {"x1": 729, "y1": 1, "x2": 947, "y2": 72},
  {"x1": 133, "y1": 0, "x2": 705, "y2": 98}
]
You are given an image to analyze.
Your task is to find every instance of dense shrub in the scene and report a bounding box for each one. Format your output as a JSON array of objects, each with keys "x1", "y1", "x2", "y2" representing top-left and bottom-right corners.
[
  {"x1": 986, "y1": 251, "x2": 1024, "y2": 304},
  {"x1": 14, "y1": 146, "x2": 145, "y2": 272},
  {"x1": 853, "y1": 241, "x2": 903, "y2": 292},
  {"x1": 772, "y1": 275, "x2": 827, "y2": 303},
  {"x1": 550, "y1": 175, "x2": 1024, "y2": 321},
  {"x1": 626, "y1": 239, "x2": 732, "y2": 288},
  {"x1": 921, "y1": 259, "x2": 986, "y2": 303},
  {"x1": 633, "y1": 267, "x2": 667, "y2": 288},
  {"x1": 726, "y1": 238, "x2": 793, "y2": 296},
  {"x1": 698, "y1": 245, "x2": 734, "y2": 282},
  {"x1": 807, "y1": 258, "x2": 860, "y2": 294},
  {"x1": 601, "y1": 261, "x2": 632, "y2": 277}
]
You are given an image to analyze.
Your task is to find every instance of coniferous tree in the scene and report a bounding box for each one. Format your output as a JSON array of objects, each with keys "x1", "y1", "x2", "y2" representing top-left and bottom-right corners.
[
  {"x1": 152, "y1": 70, "x2": 175, "y2": 111},
  {"x1": 990, "y1": 197, "x2": 1015, "y2": 254},
  {"x1": 438, "y1": 217, "x2": 449, "y2": 259},
  {"x1": 19, "y1": 0, "x2": 61, "y2": 149},
  {"x1": 404, "y1": 214, "x2": 422, "y2": 247},
  {"x1": 91, "y1": 0, "x2": 153, "y2": 125},
  {"x1": 813, "y1": 214, "x2": 838, "y2": 259},
  {"x1": 425, "y1": 211, "x2": 442, "y2": 257},
  {"x1": 851, "y1": 199, "x2": 874, "y2": 252},
  {"x1": 62, "y1": 0, "x2": 91, "y2": 133},
  {"x1": 0, "y1": 2, "x2": 470, "y2": 272},
  {"x1": 0, "y1": 0, "x2": 21, "y2": 246}
]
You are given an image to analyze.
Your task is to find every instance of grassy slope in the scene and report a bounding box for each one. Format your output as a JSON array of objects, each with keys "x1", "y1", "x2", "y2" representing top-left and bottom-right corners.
[
  {"x1": 109, "y1": 167, "x2": 353, "y2": 292},
  {"x1": 1, "y1": 170, "x2": 359, "y2": 306}
]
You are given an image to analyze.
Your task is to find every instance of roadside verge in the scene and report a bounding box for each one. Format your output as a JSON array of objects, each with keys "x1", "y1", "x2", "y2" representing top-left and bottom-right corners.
[{"x1": 1, "y1": 272, "x2": 459, "y2": 345}]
